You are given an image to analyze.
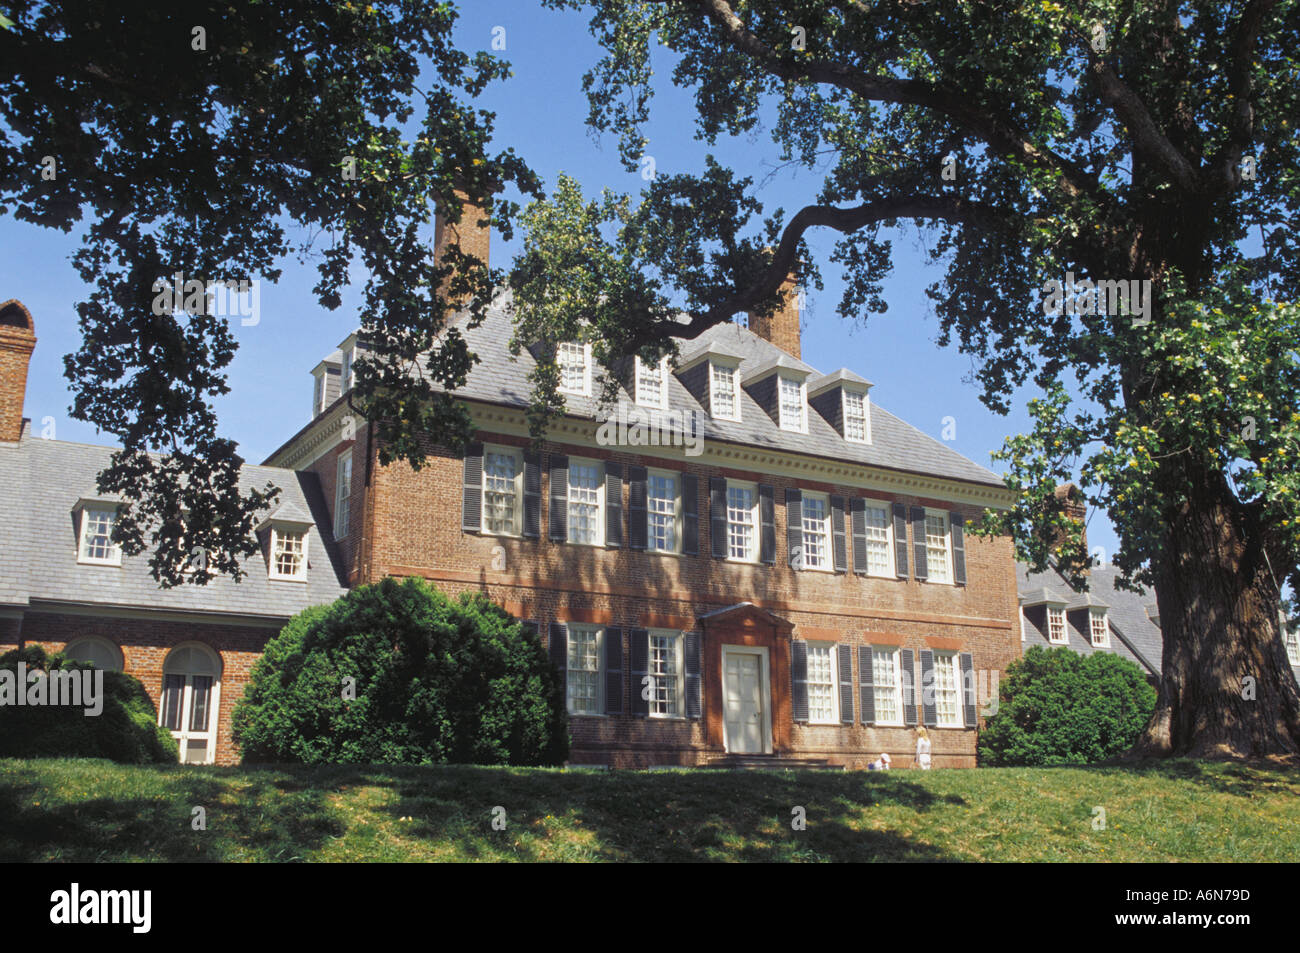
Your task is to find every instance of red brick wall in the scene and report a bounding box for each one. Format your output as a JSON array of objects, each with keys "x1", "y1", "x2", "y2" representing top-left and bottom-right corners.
[{"x1": 0, "y1": 305, "x2": 37, "y2": 443}]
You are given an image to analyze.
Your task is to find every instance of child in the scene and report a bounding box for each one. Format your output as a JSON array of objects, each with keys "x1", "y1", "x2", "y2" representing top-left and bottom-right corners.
[{"x1": 915, "y1": 727, "x2": 932, "y2": 770}]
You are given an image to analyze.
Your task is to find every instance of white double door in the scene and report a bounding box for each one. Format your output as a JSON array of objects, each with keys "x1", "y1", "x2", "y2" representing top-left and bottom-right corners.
[{"x1": 723, "y1": 648, "x2": 771, "y2": 754}]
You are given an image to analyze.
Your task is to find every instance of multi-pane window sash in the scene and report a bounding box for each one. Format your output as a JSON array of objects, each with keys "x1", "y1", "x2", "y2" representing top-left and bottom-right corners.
[
  {"x1": 727, "y1": 485, "x2": 757, "y2": 561},
  {"x1": 647, "y1": 473, "x2": 678, "y2": 552},
  {"x1": 807, "y1": 643, "x2": 836, "y2": 722},
  {"x1": 80, "y1": 508, "x2": 119, "y2": 563},
  {"x1": 711, "y1": 363, "x2": 738, "y2": 419},
  {"x1": 567, "y1": 626, "x2": 601, "y2": 714},
  {"x1": 636, "y1": 357, "x2": 666, "y2": 408},
  {"x1": 484, "y1": 451, "x2": 520, "y2": 535},
  {"x1": 864, "y1": 503, "x2": 892, "y2": 575},
  {"x1": 873, "y1": 647, "x2": 903, "y2": 724},
  {"x1": 272, "y1": 529, "x2": 306, "y2": 578},
  {"x1": 568, "y1": 462, "x2": 602, "y2": 544},
  {"x1": 1090, "y1": 610, "x2": 1109, "y2": 647},
  {"x1": 558, "y1": 342, "x2": 588, "y2": 394},
  {"x1": 801, "y1": 495, "x2": 829, "y2": 570},
  {"x1": 335, "y1": 452, "x2": 352, "y2": 538},
  {"x1": 1048, "y1": 606, "x2": 1067, "y2": 643},
  {"x1": 844, "y1": 390, "x2": 869, "y2": 442},
  {"x1": 933, "y1": 653, "x2": 962, "y2": 726},
  {"x1": 1286, "y1": 628, "x2": 1300, "y2": 666},
  {"x1": 778, "y1": 376, "x2": 804, "y2": 431},
  {"x1": 650, "y1": 633, "x2": 681, "y2": 717},
  {"x1": 925, "y1": 512, "x2": 951, "y2": 583}
]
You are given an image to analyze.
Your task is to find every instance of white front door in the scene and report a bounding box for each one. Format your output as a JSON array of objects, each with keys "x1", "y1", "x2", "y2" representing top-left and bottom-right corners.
[{"x1": 723, "y1": 650, "x2": 766, "y2": 754}]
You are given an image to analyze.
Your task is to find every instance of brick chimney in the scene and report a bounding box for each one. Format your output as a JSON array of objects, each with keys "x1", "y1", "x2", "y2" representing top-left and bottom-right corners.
[
  {"x1": 1054, "y1": 482, "x2": 1089, "y2": 572},
  {"x1": 747, "y1": 272, "x2": 801, "y2": 359},
  {"x1": 433, "y1": 188, "x2": 491, "y2": 305},
  {"x1": 0, "y1": 299, "x2": 36, "y2": 443}
]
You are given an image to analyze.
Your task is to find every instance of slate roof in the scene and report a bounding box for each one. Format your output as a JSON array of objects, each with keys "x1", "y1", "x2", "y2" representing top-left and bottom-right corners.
[
  {"x1": 404, "y1": 292, "x2": 1004, "y2": 489},
  {"x1": 1017, "y1": 562, "x2": 1163, "y2": 676},
  {"x1": 0, "y1": 432, "x2": 347, "y2": 619}
]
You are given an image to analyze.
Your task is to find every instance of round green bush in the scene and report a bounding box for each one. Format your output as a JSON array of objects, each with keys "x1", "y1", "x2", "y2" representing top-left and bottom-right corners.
[
  {"x1": 232, "y1": 577, "x2": 569, "y2": 765},
  {"x1": 0, "y1": 645, "x2": 179, "y2": 763},
  {"x1": 978, "y1": 645, "x2": 1156, "y2": 766}
]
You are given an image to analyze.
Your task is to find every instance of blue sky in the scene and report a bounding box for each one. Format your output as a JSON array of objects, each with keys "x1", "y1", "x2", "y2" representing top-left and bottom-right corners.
[{"x1": 1, "y1": 0, "x2": 1120, "y2": 562}]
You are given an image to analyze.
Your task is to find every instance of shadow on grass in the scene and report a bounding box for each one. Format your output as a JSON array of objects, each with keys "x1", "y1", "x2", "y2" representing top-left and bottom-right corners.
[{"x1": 1081, "y1": 757, "x2": 1300, "y2": 799}]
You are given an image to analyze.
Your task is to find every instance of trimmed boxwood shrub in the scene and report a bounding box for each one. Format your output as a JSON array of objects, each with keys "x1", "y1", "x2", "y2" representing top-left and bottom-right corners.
[
  {"x1": 232, "y1": 577, "x2": 568, "y2": 765},
  {"x1": 0, "y1": 646, "x2": 179, "y2": 763},
  {"x1": 978, "y1": 646, "x2": 1156, "y2": 766}
]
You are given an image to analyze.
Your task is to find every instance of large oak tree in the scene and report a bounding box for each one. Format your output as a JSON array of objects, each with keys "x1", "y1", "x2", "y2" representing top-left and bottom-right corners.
[{"x1": 511, "y1": 0, "x2": 1300, "y2": 759}]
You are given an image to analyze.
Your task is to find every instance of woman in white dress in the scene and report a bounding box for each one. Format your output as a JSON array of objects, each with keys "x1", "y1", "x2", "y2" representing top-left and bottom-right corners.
[{"x1": 915, "y1": 727, "x2": 932, "y2": 769}]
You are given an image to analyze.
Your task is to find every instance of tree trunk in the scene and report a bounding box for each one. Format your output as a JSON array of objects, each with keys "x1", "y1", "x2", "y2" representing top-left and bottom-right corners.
[{"x1": 1133, "y1": 476, "x2": 1300, "y2": 760}]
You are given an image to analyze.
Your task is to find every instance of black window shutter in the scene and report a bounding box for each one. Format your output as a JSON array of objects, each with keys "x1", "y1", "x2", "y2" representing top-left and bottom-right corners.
[
  {"x1": 461, "y1": 442, "x2": 483, "y2": 532},
  {"x1": 682, "y1": 473, "x2": 699, "y2": 556},
  {"x1": 858, "y1": 645, "x2": 875, "y2": 725},
  {"x1": 960, "y1": 651, "x2": 977, "y2": 727},
  {"x1": 604, "y1": 626, "x2": 624, "y2": 715},
  {"x1": 831, "y1": 495, "x2": 848, "y2": 574},
  {"x1": 548, "y1": 623, "x2": 568, "y2": 701},
  {"x1": 901, "y1": 648, "x2": 918, "y2": 726},
  {"x1": 627, "y1": 465, "x2": 647, "y2": 551},
  {"x1": 791, "y1": 639, "x2": 809, "y2": 723},
  {"x1": 548, "y1": 455, "x2": 568, "y2": 542},
  {"x1": 684, "y1": 631, "x2": 702, "y2": 719},
  {"x1": 850, "y1": 498, "x2": 868, "y2": 575},
  {"x1": 920, "y1": 649, "x2": 937, "y2": 726},
  {"x1": 892, "y1": 503, "x2": 909, "y2": 578},
  {"x1": 759, "y1": 484, "x2": 776, "y2": 564},
  {"x1": 950, "y1": 511, "x2": 967, "y2": 585},
  {"x1": 605, "y1": 462, "x2": 623, "y2": 548},
  {"x1": 837, "y1": 643, "x2": 854, "y2": 724},
  {"x1": 911, "y1": 506, "x2": 928, "y2": 581},
  {"x1": 709, "y1": 476, "x2": 728, "y2": 558},
  {"x1": 629, "y1": 628, "x2": 650, "y2": 716},
  {"x1": 522, "y1": 452, "x2": 541, "y2": 539},
  {"x1": 521, "y1": 620, "x2": 539, "y2": 639},
  {"x1": 786, "y1": 488, "x2": 803, "y2": 570}
]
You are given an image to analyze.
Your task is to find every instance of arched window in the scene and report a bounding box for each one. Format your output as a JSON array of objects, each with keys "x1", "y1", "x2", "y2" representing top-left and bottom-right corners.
[
  {"x1": 63, "y1": 636, "x2": 124, "y2": 672},
  {"x1": 160, "y1": 643, "x2": 223, "y2": 765}
]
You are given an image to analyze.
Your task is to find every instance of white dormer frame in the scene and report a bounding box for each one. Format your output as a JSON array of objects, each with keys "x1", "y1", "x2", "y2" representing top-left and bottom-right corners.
[
  {"x1": 340, "y1": 348, "x2": 354, "y2": 394},
  {"x1": 1089, "y1": 608, "x2": 1110, "y2": 647},
  {"x1": 634, "y1": 355, "x2": 670, "y2": 410},
  {"x1": 841, "y1": 387, "x2": 872, "y2": 444},
  {"x1": 558, "y1": 341, "x2": 593, "y2": 397},
  {"x1": 74, "y1": 499, "x2": 124, "y2": 567},
  {"x1": 709, "y1": 359, "x2": 742, "y2": 422},
  {"x1": 267, "y1": 522, "x2": 311, "y2": 582},
  {"x1": 777, "y1": 373, "x2": 807, "y2": 433}
]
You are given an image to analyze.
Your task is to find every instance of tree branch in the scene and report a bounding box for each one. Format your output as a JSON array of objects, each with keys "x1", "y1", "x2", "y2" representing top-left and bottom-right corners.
[{"x1": 1206, "y1": 0, "x2": 1279, "y2": 191}]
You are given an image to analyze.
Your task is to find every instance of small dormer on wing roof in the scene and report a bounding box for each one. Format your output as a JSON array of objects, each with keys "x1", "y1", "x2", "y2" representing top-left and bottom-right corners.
[
  {"x1": 741, "y1": 353, "x2": 812, "y2": 433},
  {"x1": 675, "y1": 339, "x2": 747, "y2": 422},
  {"x1": 807, "y1": 368, "x2": 874, "y2": 445},
  {"x1": 310, "y1": 349, "x2": 343, "y2": 419},
  {"x1": 258, "y1": 501, "x2": 316, "y2": 583},
  {"x1": 1021, "y1": 586, "x2": 1069, "y2": 607}
]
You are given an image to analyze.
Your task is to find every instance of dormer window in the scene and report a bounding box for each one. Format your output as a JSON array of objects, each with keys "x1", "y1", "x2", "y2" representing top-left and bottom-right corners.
[
  {"x1": 710, "y1": 361, "x2": 740, "y2": 421},
  {"x1": 340, "y1": 348, "x2": 354, "y2": 393},
  {"x1": 270, "y1": 527, "x2": 308, "y2": 580},
  {"x1": 843, "y1": 389, "x2": 869, "y2": 443},
  {"x1": 1048, "y1": 606, "x2": 1067, "y2": 644},
  {"x1": 778, "y1": 374, "x2": 806, "y2": 432},
  {"x1": 635, "y1": 356, "x2": 669, "y2": 409},
  {"x1": 313, "y1": 373, "x2": 325, "y2": 418},
  {"x1": 1090, "y1": 609, "x2": 1110, "y2": 647},
  {"x1": 75, "y1": 502, "x2": 122, "y2": 566},
  {"x1": 558, "y1": 342, "x2": 591, "y2": 396}
]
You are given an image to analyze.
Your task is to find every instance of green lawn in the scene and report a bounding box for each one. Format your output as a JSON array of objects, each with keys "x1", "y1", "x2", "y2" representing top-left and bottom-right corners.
[{"x1": 1, "y1": 758, "x2": 1296, "y2": 862}]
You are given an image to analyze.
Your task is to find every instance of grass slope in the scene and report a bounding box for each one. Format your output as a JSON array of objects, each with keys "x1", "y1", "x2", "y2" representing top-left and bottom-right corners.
[{"x1": 1, "y1": 758, "x2": 1296, "y2": 862}]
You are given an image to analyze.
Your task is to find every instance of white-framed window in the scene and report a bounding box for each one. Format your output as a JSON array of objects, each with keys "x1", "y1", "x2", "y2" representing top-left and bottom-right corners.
[
  {"x1": 933, "y1": 651, "x2": 962, "y2": 727},
  {"x1": 1019, "y1": 605, "x2": 1028, "y2": 642},
  {"x1": 313, "y1": 373, "x2": 325, "y2": 418},
  {"x1": 269, "y1": 526, "x2": 308, "y2": 580},
  {"x1": 1090, "y1": 609, "x2": 1110, "y2": 647},
  {"x1": 1286, "y1": 626, "x2": 1300, "y2": 666},
  {"x1": 558, "y1": 341, "x2": 591, "y2": 396},
  {"x1": 872, "y1": 646, "x2": 903, "y2": 725},
  {"x1": 646, "y1": 470, "x2": 680, "y2": 553},
  {"x1": 566, "y1": 624, "x2": 603, "y2": 715},
  {"x1": 567, "y1": 458, "x2": 604, "y2": 545},
  {"x1": 77, "y1": 507, "x2": 122, "y2": 566},
  {"x1": 843, "y1": 389, "x2": 869, "y2": 443},
  {"x1": 710, "y1": 361, "x2": 741, "y2": 421},
  {"x1": 483, "y1": 446, "x2": 523, "y2": 536},
  {"x1": 1047, "y1": 606, "x2": 1067, "y2": 644},
  {"x1": 635, "y1": 356, "x2": 669, "y2": 409},
  {"x1": 924, "y1": 510, "x2": 953, "y2": 584},
  {"x1": 778, "y1": 374, "x2": 806, "y2": 432},
  {"x1": 726, "y1": 481, "x2": 759, "y2": 562},
  {"x1": 341, "y1": 348, "x2": 354, "y2": 393},
  {"x1": 334, "y1": 450, "x2": 352, "y2": 539},
  {"x1": 863, "y1": 500, "x2": 893, "y2": 576},
  {"x1": 64, "y1": 636, "x2": 124, "y2": 673},
  {"x1": 801, "y1": 492, "x2": 831, "y2": 571},
  {"x1": 806, "y1": 641, "x2": 838, "y2": 724},
  {"x1": 649, "y1": 630, "x2": 684, "y2": 718}
]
